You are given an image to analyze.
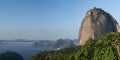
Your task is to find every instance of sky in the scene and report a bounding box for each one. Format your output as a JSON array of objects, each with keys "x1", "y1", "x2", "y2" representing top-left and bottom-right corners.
[{"x1": 0, "y1": 0, "x2": 120, "y2": 40}]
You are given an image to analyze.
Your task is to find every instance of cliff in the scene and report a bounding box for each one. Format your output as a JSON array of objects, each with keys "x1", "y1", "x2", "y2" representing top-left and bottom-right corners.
[{"x1": 78, "y1": 7, "x2": 120, "y2": 45}]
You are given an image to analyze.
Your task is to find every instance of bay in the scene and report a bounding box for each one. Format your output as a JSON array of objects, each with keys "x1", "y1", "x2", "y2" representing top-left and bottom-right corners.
[{"x1": 0, "y1": 45, "x2": 54, "y2": 60}]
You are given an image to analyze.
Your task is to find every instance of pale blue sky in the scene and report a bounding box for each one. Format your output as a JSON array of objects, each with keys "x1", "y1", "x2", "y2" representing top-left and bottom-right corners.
[{"x1": 0, "y1": 0, "x2": 120, "y2": 40}]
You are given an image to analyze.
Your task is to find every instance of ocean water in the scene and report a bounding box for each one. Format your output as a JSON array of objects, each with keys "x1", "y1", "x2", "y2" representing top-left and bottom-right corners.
[{"x1": 0, "y1": 45, "x2": 54, "y2": 60}]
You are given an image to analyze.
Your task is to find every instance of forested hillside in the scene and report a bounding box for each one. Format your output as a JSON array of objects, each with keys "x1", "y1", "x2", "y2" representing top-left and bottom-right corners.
[{"x1": 29, "y1": 32, "x2": 120, "y2": 60}]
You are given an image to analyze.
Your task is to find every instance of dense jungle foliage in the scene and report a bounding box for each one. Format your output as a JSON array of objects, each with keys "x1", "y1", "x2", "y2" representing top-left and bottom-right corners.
[{"x1": 29, "y1": 32, "x2": 120, "y2": 60}]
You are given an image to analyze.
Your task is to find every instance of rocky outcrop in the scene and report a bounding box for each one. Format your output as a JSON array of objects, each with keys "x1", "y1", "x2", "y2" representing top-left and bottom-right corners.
[
  {"x1": 78, "y1": 7, "x2": 120, "y2": 45},
  {"x1": 117, "y1": 24, "x2": 120, "y2": 32}
]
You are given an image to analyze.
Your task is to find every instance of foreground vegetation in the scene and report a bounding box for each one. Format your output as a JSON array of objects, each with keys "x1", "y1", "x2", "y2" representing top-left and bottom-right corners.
[
  {"x1": 0, "y1": 51, "x2": 24, "y2": 60},
  {"x1": 29, "y1": 32, "x2": 120, "y2": 60}
]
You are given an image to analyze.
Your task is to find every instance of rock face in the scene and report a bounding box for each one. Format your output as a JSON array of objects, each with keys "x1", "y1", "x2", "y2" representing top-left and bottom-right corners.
[{"x1": 78, "y1": 7, "x2": 120, "y2": 45}]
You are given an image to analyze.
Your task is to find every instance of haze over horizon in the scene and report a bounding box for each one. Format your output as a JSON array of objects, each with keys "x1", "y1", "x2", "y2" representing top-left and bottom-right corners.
[{"x1": 0, "y1": 0, "x2": 120, "y2": 40}]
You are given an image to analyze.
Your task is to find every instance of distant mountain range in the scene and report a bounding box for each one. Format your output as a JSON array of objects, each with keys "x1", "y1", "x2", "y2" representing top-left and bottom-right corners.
[
  {"x1": 0, "y1": 39, "x2": 78, "y2": 49},
  {"x1": 32, "y1": 39, "x2": 77, "y2": 49}
]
